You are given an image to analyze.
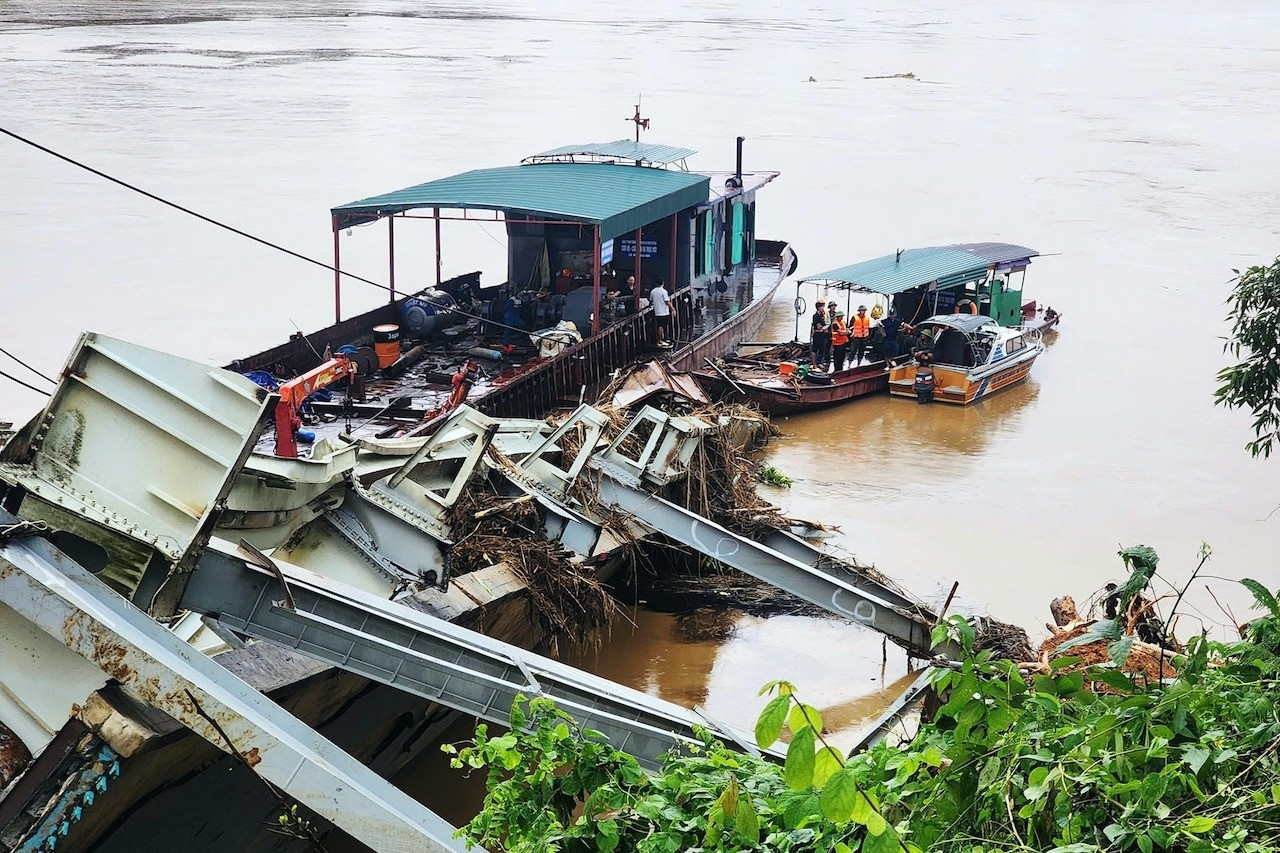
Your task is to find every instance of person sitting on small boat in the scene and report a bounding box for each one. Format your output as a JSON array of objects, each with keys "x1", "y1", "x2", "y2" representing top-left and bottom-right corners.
[
  {"x1": 850, "y1": 305, "x2": 873, "y2": 365},
  {"x1": 879, "y1": 309, "x2": 903, "y2": 364},
  {"x1": 910, "y1": 325, "x2": 937, "y2": 362},
  {"x1": 809, "y1": 302, "x2": 830, "y2": 367},
  {"x1": 830, "y1": 309, "x2": 850, "y2": 371}
]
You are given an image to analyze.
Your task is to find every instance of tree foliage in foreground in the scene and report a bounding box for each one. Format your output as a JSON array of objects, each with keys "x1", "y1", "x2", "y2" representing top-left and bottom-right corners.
[
  {"x1": 447, "y1": 554, "x2": 1280, "y2": 853},
  {"x1": 1216, "y1": 256, "x2": 1280, "y2": 457}
]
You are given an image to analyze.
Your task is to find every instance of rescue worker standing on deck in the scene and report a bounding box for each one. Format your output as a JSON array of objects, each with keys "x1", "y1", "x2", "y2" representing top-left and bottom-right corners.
[
  {"x1": 830, "y1": 309, "x2": 850, "y2": 371},
  {"x1": 850, "y1": 304, "x2": 872, "y2": 364},
  {"x1": 810, "y1": 301, "x2": 831, "y2": 368},
  {"x1": 879, "y1": 309, "x2": 903, "y2": 364}
]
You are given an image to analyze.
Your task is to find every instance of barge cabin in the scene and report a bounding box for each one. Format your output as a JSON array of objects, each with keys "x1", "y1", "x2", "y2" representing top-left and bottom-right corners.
[{"x1": 229, "y1": 138, "x2": 792, "y2": 439}]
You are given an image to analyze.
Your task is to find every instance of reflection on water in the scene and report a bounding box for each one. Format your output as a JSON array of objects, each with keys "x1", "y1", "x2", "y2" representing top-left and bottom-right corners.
[{"x1": 563, "y1": 608, "x2": 916, "y2": 755}]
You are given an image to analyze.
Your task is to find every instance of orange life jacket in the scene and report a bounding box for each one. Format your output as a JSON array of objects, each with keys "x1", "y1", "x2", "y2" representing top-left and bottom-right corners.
[
  {"x1": 852, "y1": 313, "x2": 871, "y2": 338},
  {"x1": 830, "y1": 318, "x2": 849, "y2": 346}
]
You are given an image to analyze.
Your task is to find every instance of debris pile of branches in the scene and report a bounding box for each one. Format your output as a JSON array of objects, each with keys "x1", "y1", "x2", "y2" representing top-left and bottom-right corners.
[
  {"x1": 1034, "y1": 591, "x2": 1179, "y2": 689},
  {"x1": 971, "y1": 616, "x2": 1036, "y2": 662},
  {"x1": 664, "y1": 411, "x2": 788, "y2": 539},
  {"x1": 447, "y1": 472, "x2": 616, "y2": 648}
]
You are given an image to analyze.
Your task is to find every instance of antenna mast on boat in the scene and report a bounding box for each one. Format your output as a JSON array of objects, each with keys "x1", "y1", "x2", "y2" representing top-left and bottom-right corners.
[{"x1": 627, "y1": 96, "x2": 650, "y2": 143}]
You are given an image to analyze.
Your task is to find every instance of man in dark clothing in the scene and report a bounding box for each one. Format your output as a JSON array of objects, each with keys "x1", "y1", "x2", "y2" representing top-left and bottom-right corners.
[
  {"x1": 810, "y1": 302, "x2": 830, "y2": 367},
  {"x1": 879, "y1": 310, "x2": 903, "y2": 363}
]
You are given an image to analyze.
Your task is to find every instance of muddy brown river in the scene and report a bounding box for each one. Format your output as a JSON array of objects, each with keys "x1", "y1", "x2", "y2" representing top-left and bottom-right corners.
[{"x1": 2, "y1": 0, "x2": 1279, "y2": 845}]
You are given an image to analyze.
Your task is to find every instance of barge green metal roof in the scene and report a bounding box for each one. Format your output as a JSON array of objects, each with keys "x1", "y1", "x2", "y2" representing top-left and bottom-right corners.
[
  {"x1": 801, "y1": 243, "x2": 1038, "y2": 295},
  {"x1": 332, "y1": 162, "x2": 710, "y2": 241}
]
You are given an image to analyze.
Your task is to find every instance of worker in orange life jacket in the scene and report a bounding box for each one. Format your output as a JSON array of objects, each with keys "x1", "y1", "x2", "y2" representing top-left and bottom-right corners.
[
  {"x1": 850, "y1": 305, "x2": 873, "y2": 364},
  {"x1": 829, "y1": 309, "x2": 850, "y2": 371}
]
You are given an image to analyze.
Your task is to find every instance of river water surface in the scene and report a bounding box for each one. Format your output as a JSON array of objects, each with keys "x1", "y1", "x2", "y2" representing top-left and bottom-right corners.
[{"x1": 2, "y1": 0, "x2": 1279, "y2": 845}]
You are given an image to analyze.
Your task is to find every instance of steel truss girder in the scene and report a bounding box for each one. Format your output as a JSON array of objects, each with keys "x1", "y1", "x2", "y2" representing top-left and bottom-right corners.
[
  {"x1": 588, "y1": 465, "x2": 954, "y2": 659},
  {"x1": 0, "y1": 512, "x2": 473, "y2": 853},
  {"x1": 182, "y1": 546, "x2": 771, "y2": 771}
]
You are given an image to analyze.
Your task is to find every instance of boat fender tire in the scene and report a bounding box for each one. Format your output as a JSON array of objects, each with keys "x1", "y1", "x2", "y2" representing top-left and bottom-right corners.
[{"x1": 802, "y1": 371, "x2": 833, "y2": 385}]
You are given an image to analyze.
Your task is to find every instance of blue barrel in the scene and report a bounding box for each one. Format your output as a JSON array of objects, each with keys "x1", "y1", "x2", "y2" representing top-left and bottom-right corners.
[{"x1": 402, "y1": 290, "x2": 458, "y2": 337}]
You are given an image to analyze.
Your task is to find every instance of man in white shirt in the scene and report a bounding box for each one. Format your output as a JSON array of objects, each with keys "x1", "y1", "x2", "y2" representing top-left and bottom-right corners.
[{"x1": 650, "y1": 278, "x2": 672, "y2": 348}]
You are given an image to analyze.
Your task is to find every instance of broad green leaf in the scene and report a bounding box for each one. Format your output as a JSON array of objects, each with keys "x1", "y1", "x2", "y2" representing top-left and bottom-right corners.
[
  {"x1": 1187, "y1": 841, "x2": 1213, "y2": 853},
  {"x1": 921, "y1": 745, "x2": 944, "y2": 768},
  {"x1": 820, "y1": 767, "x2": 858, "y2": 822},
  {"x1": 1240, "y1": 578, "x2": 1280, "y2": 617},
  {"x1": 1137, "y1": 834, "x2": 1152, "y2": 853},
  {"x1": 1183, "y1": 816, "x2": 1216, "y2": 834},
  {"x1": 1182, "y1": 745, "x2": 1211, "y2": 775},
  {"x1": 788, "y1": 703, "x2": 823, "y2": 734},
  {"x1": 814, "y1": 745, "x2": 845, "y2": 788},
  {"x1": 864, "y1": 807, "x2": 888, "y2": 836},
  {"x1": 784, "y1": 725, "x2": 817, "y2": 790},
  {"x1": 977, "y1": 755, "x2": 1002, "y2": 789},
  {"x1": 1090, "y1": 669, "x2": 1135, "y2": 694},
  {"x1": 956, "y1": 698, "x2": 985, "y2": 731},
  {"x1": 850, "y1": 788, "x2": 873, "y2": 825},
  {"x1": 836, "y1": 845, "x2": 853, "y2": 853},
  {"x1": 1055, "y1": 671, "x2": 1085, "y2": 695},
  {"x1": 718, "y1": 776, "x2": 739, "y2": 818},
  {"x1": 863, "y1": 822, "x2": 900, "y2": 853},
  {"x1": 735, "y1": 795, "x2": 760, "y2": 845},
  {"x1": 1057, "y1": 619, "x2": 1121, "y2": 652},
  {"x1": 1049, "y1": 655, "x2": 1084, "y2": 673},
  {"x1": 1109, "y1": 634, "x2": 1136, "y2": 668},
  {"x1": 755, "y1": 695, "x2": 790, "y2": 748},
  {"x1": 595, "y1": 819, "x2": 619, "y2": 853},
  {"x1": 1271, "y1": 782, "x2": 1280, "y2": 804}
]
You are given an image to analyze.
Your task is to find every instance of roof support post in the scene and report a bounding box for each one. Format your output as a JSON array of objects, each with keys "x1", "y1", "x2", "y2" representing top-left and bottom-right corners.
[
  {"x1": 388, "y1": 215, "x2": 396, "y2": 302},
  {"x1": 669, "y1": 214, "x2": 677, "y2": 293},
  {"x1": 634, "y1": 226, "x2": 643, "y2": 296},
  {"x1": 592, "y1": 225, "x2": 602, "y2": 335},
  {"x1": 434, "y1": 207, "x2": 442, "y2": 287},
  {"x1": 331, "y1": 215, "x2": 342, "y2": 323}
]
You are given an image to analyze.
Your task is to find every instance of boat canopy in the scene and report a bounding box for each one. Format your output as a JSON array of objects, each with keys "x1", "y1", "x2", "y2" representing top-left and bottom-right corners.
[
  {"x1": 800, "y1": 243, "x2": 1038, "y2": 295},
  {"x1": 332, "y1": 161, "x2": 710, "y2": 242},
  {"x1": 522, "y1": 140, "x2": 697, "y2": 167},
  {"x1": 918, "y1": 313, "x2": 998, "y2": 335}
]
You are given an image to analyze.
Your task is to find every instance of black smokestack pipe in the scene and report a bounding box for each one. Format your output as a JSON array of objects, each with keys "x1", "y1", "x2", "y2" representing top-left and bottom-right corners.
[{"x1": 735, "y1": 136, "x2": 744, "y2": 187}]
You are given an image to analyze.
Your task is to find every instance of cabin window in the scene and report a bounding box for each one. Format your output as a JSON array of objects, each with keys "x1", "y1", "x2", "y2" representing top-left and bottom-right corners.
[
  {"x1": 730, "y1": 202, "x2": 744, "y2": 265},
  {"x1": 702, "y1": 210, "x2": 715, "y2": 277},
  {"x1": 1005, "y1": 335, "x2": 1024, "y2": 353}
]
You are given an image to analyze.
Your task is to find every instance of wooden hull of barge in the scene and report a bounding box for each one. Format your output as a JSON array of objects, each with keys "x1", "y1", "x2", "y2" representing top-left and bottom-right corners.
[{"x1": 695, "y1": 361, "x2": 889, "y2": 415}]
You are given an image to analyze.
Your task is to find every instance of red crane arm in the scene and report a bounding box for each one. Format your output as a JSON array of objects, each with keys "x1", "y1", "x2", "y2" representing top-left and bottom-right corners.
[{"x1": 273, "y1": 356, "x2": 354, "y2": 458}]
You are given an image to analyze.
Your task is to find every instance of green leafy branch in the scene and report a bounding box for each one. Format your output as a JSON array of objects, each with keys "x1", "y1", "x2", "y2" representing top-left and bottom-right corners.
[{"x1": 756, "y1": 680, "x2": 919, "y2": 853}]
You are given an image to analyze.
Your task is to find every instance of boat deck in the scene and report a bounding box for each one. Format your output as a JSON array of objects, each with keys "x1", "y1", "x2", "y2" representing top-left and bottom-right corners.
[{"x1": 248, "y1": 251, "x2": 789, "y2": 456}]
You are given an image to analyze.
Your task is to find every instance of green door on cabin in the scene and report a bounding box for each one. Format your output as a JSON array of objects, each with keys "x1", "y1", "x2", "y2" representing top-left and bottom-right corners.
[
  {"x1": 991, "y1": 275, "x2": 1023, "y2": 327},
  {"x1": 702, "y1": 209, "x2": 715, "y2": 277},
  {"x1": 730, "y1": 202, "x2": 744, "y2": 265}
]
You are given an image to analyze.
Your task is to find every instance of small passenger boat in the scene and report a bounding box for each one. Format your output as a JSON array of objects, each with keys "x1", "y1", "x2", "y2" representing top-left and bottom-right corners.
[
  {"x1": 887, "y1": 314, "x2": 1044, "y2": 404},
  {"x1": 695, "y1": 241, "x2": 1057, "y2": 414}
]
